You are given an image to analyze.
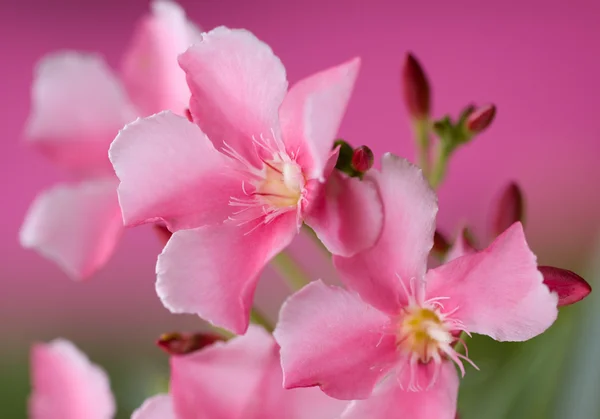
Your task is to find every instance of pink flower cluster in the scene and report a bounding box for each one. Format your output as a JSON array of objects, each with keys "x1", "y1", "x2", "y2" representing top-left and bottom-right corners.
[{"x1": 23, "y1": 2, "x2": 591, "y2": 418}]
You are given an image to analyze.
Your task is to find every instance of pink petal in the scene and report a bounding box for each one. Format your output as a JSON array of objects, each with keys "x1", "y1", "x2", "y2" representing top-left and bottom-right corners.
[
  {"x1": 109, "y1": 111, "x2": 242, "y2": 231},
  {"x1": 445, "y1": 227, "x2": 478, "y2": 262},
  {"x1": 121, "y1": 0, "x2": 199, "y2": 116},
  {"x1": 334, "y1": 154, "x2": 437, "y2": 314},
  {"x1": 29, "y1": 339, "x2": 115, "y2": 419},
  {"x1": 305, "y1": 171, "x2": 383, "y2": 257},
  {"x1": 258, "y1": 349, "x2": 349, "y2": 419},
  {"x1": 284, "y1": 388, "x2": 349, "y2": 419},
  {"x1": 170, "y1": 325, "x2": 276, "y2": 419},
  {"x1": 426, "y1": 222, "x2": 558, "y2": 341},
  {"x1": 539, "y1": 266, "x2": 592, "y2": 307},
  {"x1": 20, "y1": 178, "x2": 123, "y2": 280},
  {"x1": 26, "y1": 52, "x2": 137, "y2": 176},
  {"x1": 179, "y1": 27, "x2": 288, "y2": 165},
  {"x1": 274, "y1": 280, "x2": 397, "y2": 400},
  {"x1": 341, "y1": 362, "x2": 459, "y2": 419},
  {"x1": 132, "y1": 394, "x2": 176, "y2": 419},
  {"x1": 156, "y1": 213, "x2": 297, "y2": 333},
  {"x1": 279, "y1": 58, "x2": 360, "y2": 180}
]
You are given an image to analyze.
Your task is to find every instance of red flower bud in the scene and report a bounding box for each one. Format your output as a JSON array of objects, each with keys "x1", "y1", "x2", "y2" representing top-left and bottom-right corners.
[
  {"x1": 539, "y1": 266, "x2": 592, "y2": 307},
  {"x1": 351, "y1": 146, "x2": 374, "y2": 173},
  {"x1": 153, "y1": 224, "x2": 172, "y2": 246},
  {"x1": 402, "y1": 53, "x2": 431, "y2": 120},
  {"x1": 433, "y1": 230, "x2": 451, "y2": 255},
  {"x1": 466, "y1": 104, "x2": 496, "y2": 134},
  {"x1": 491, "y1": 182, "x2": 525, "y2": 238},
  {"x1": 157, "y1": 332, "x2": 224, "y2": 355},
  {"x1": 184, "y1": 108, "x2": 193, "y2": 122}
]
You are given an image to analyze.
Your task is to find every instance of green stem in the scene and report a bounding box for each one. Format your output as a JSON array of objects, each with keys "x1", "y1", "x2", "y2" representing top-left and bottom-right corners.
[
  {"x1": 429, "y1": 144, "x2": 450, "y2": 189},
  {"x1": 210, "y1": 326, "x2": 235, "y2": 340},
  {"x1": 250, "y1": 307, "x2": 274, "y2": 332},
  {"x1": 414, "y1": 119, "x2": 431, "y2": 178},
  {"x1": 270, "y1": 251, "x2": 311, "y2": 291}
]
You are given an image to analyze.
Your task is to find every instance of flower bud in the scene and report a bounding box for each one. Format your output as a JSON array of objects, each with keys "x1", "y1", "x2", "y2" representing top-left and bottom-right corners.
[
  {"x1": 432, "y1": 230, "x2": 451, "y2": 256},
  {"x1": 402, "y1": 53, "x2": 431, "y2": 120},
  {"x1": 351, "y1": 146, "x2": 374, "y2": 174},
  {"x1": 184, "y1": 108, "x2": 193, "y2": 122},
  {"x1": 157, "y1": 332, "x2": 224, "y2": 355},
  {"x1": 466, "y1": 104, "x2": 496, "y2": 134},
  {"x1": 491, "y1": 182, "x2": 524, "y2": 238},
  {"x1": 539, "y1": 266, "x2": 592, "y2": 307}
]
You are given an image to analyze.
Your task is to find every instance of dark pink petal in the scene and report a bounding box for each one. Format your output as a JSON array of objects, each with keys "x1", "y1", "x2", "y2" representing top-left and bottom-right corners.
[
  {"x1": 305, "y1": 171, "x2": 383, "y2": 257},
  {"x1": 179, "y1": 27, "x2": 288, "y2": 165},
  {"x1": 334, "y1": 154, "x2": 437, "y2": 314},
  {"x1": 539, "y1": 266, "x2": 592, "y2": 307},
  {"x1": 274, "y1": 280, "x2": 397, "y2": 400},
  {"x1": 20, "y1": 179, "x2": 123, "y2": 280},
  {"x1": 156, "y1": 213, "x2": 297, "y2": 334},
  {"x1": 121, "y1": 0, "x2": 199, "y2": 116},
  {"x1": 26, "y1": 52, "x2": 137, "y2": 176},
  {"x1": 29, "y1": 339, "x2": 115, "y2": 419},
  {"x1": 341, "y1": 362, "x2": 458, "y2": 419},
  {"x1": 490, "y1": 181, "x2": 524, "y2": 239},
  {"x1": 170, "y1": 325, "x2": 276, "y2": 419},
  {"x1": 426, "y1": 222, "x2": 558, "y2": 341},
  {"x1": 109, "y1": 111, "x2": 242, "y2": 231},
  {"x1": 279, "y1": 57, "x2": 360, "y2": 180},
  {"x1": 132, "y1": 395, "x2": 176, "y2": 419}
]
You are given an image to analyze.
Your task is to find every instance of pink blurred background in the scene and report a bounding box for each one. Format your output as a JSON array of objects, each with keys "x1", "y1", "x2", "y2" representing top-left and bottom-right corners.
[{"x1": 1, "y1": 0, "x2": 599, "y2": 415}]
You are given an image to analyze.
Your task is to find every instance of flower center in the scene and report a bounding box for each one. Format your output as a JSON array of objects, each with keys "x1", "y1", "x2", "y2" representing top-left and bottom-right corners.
[
  {"x1": 223, "y1": 132, "x2": 307, "y2": 233},
  {"x1": 256, "y1": 160, "x2": 305, "y2": 209},
  {"x1": 397, "y1": 306, "x2": 453, "y2": 363}
]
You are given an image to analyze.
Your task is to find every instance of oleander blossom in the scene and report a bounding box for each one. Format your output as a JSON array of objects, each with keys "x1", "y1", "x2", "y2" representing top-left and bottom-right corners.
[
  {"x1": 132, "y1": 326, "x2": 347, "y2": 419},
  {"x1": 109, "y1": 27, "x2": 382, "y2": 333},
  {"x1": 19, "y1": 0, "x2": 199, "y2": 279},
  {"x1": 274, "y1": 154, "x2": 559, "y2": 419},
  {"x1": 29, "y1": 339, "x2": 115, "y2": 419}
]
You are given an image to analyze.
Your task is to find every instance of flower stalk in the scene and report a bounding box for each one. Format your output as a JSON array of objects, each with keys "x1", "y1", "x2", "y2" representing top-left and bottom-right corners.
[{"x1": 271, "y1": 250, "x2": 311, "y2": 291}]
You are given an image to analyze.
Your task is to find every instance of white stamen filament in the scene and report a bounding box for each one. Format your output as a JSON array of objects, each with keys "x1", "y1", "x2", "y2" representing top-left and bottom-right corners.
[
  {"x1": 386, "y1": 274, "x2": 479, "y2": 391},
  {"x1": 223, "y1": 133, "x2": 306, "y2": 234}
]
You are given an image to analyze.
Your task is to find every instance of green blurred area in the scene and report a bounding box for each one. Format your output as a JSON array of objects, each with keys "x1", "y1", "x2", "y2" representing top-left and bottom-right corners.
[{"x1": 3, "y1": 251, "x2": 599, "y2": 418}]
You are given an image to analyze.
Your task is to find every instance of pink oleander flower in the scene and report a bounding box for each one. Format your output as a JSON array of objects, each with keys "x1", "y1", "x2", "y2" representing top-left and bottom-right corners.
[
  {"x1": 274, "y1": 154, "x2": 559, "y2": 419},
  {"x1": 132, "y1": 325, "x2": 347, "y2": 419},
  {"x1": 19, "y1": 0, "x2": 199, "y2": 279},
  {"x1": 109, "y1": 27, "x2": 381, "y2": 333},
  {"x1": 29, "y1": 339, "x2": 115, "y2": 419},
  {"x1": 445, "y1": 182, "x2": 592, "y2": 306}
]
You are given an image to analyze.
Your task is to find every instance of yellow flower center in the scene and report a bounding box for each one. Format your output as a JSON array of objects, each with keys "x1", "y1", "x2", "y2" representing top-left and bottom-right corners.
[
  {"x1": 256, "y1": 160, "x2": 305, "y2": 209},
  {"x1": 398, "y1": 306, "x2": 453, "y2": 363}
]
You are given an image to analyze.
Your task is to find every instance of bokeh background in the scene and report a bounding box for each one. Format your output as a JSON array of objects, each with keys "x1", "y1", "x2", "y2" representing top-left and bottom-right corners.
[{"x1": 2, "y1": 0, "x2": 600, "y2": 417}]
